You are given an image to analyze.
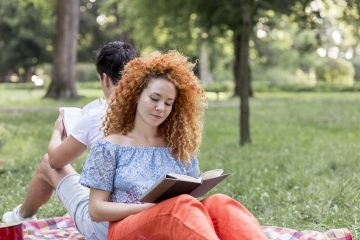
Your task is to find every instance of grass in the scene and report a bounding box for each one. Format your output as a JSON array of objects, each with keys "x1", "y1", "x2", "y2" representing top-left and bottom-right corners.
[
  {"x1": 0, "y1": 82, "x2": 102, "y2": 108},
  {"x1": 0, "y1": 85, "x2": 359, "y2": 238}
]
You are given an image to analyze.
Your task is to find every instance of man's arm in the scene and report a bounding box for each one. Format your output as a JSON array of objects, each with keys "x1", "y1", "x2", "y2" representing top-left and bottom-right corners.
[{"x1": 48, "y1": 111, "x2": 87, "y2": 169}]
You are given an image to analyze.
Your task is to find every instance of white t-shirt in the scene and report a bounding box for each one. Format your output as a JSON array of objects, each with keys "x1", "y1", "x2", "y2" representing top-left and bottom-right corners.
[{"x1": 71, "y1": 99, "x2": 107, "y2": 149}]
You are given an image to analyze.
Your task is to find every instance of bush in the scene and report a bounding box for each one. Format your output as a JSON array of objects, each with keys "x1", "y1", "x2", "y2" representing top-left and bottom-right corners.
[
  {"x1": 351, "y1": 56, "x2": 360, "y2": 82},
  {"x1": 202, "y1": 81, "x2": 232, "y2": 93},
  {"x1": 253, "y1": 66, "x2": 315, "y2": 85},
  {"x1": 315, "y1": 58, "x2": 355, "y2": 86},
  {"x1": 36, "y1": 62, "x2": 99, "y2": 82},
  {"x1": 253, "y1": 80, "x2": 360, "y2": 93},
  {"x1": 202, "y1": 81, "x2": 233, "y2": 100},
  {"x1": 75, "y1": 63, "x2": 99, "y2": 82}
]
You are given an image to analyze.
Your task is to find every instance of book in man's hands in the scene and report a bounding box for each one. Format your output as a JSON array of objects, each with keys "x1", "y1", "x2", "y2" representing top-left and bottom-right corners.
[
  {"x1": 60, "y1": 99, "x2": 104, "y2": 137},
  {"x1": 60, "y1": 107, "x2": 82, "y2": 137},
  {"x1": 140, "y1": 169, "x2": 230, "y2": 203}
]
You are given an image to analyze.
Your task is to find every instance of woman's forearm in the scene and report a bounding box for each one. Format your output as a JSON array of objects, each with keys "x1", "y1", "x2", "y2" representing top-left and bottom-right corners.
[
  {"x1": 88, "y1": 189, "x2": 155, "y2": 222},
  {"x1": 89, "y1": 200, "x2": 155, "y2": 222}
]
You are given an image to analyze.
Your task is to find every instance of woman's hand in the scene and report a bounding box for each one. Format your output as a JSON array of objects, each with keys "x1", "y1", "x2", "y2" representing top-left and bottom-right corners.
[{"x1": 140, "y1": 202, "x2": 156, "y2": 210}]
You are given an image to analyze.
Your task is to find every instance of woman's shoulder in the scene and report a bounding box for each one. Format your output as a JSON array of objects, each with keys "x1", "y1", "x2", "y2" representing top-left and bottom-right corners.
[
  {"x1": 104, "y1": 134, "x2": 127, "y2": 144},
  {"x1": 92, "y1": 135, "x2": 127, "y2": 152},
  {"x1": 96, "y1": 136, "x2": 168, "y2": 152}
]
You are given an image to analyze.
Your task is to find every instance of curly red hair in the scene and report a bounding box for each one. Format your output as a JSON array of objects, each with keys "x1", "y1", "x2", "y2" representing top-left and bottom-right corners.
[{"x1": 103, "y1": 51, "x2": 206, "y2": 163}]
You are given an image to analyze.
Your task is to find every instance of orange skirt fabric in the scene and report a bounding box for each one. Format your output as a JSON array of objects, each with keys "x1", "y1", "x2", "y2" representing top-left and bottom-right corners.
[{"x1": 108, "y1": 194, "x2": 267, "y2": 240}]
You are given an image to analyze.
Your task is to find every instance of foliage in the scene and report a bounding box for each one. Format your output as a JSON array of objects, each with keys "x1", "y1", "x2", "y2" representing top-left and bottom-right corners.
[
  {"x1": 0, "y1": 0, "x2": 128, "y2": 78},
  {"x1": 202, "y1": 81, "x2": 233, "y2": 93},
  {"x1": 253, "y1": 81, "x2": 360, "y2": 93},
  {"x1": 0, "y1": 0, "x2": 55, "y2": 78},
  {"x1": 74, "y1": 63, "x2": 99, "y2": 82},
  {"x1": 252, "y1": 13, "x2": 321, "y2": 87},
  {"x1": 209, "y1": 31, "x2": 234, "y2": 83},
  {"x1": 315, "y1": 58, "x2": 355, "y2": 86},
  {"x1": 351, "y1": 56, "x2": 360, "y2": 81},
  {"x1": 77, "y1": 0, "x2": 123, "y2": 62},
  {"x1": 1, "y1": 91, "x2": 360, "y2": 238},
  {"x1": 339, "y1": 0, "x2": 360, "y2": 56},
  {"x1": 253, "y1": 67, "x2": 299, "y2": 85},
  {"x1": 117, "y1": 0, "x2": 199, "y2": 55},
  {"x1": 37, "y1": 62, "x2": 99, "y2": 83}
]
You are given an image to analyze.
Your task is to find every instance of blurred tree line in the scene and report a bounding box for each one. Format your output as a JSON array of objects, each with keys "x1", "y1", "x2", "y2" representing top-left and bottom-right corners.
[
  {"x1": 1, "y1": 0, "x2": 359, "y2": 86},
  {"x1": 0, "y1": 0, "x2": 359, "y2": 144}
]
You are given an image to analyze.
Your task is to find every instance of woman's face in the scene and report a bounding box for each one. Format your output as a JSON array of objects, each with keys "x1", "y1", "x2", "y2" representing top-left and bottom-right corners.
[{"x1": 136, "y1": 77, "x2": 177, "y2": 128}]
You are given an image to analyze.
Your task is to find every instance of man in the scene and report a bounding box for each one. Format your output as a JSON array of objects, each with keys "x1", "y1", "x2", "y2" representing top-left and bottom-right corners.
[{"x1": 2, "y1": 41, "x2": 137, "y2": 240}]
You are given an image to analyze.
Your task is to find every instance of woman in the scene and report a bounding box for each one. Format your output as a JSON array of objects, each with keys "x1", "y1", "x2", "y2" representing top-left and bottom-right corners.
[{"x1": 81, "y1": 51, "x2": 266, "y2": 240}]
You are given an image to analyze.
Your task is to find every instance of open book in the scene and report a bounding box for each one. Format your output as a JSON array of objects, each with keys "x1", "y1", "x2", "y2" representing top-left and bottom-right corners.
[
  {"x1": 140, "y1": 169, "x2": 230, "y2": 203},
  {"x1": 60, "y1": 99, "x2": 105, "y2": 137}
]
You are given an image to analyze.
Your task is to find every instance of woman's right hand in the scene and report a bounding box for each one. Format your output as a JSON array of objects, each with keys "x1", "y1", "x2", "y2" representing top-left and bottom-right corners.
[{"x1": 141, "y1": 203, "x2": 156, "y2": 210}]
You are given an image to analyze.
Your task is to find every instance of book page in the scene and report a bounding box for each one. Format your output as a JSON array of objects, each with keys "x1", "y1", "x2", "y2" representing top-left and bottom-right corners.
[
  {"x1": 59, "y1": 99, "x2": 105, "y2": 137},
  {"x1": 200, "y1": 169, "x2": 224, "y2": 180},
  {"x1": 60, "y1": 107, "x2": 82, "y2": 137},
  {"x1": 166, "y1": 173, "x2": 201, "y2": 183},
  {"x1": 190, "y1": 173, "x2": 230, "y2": 198}
]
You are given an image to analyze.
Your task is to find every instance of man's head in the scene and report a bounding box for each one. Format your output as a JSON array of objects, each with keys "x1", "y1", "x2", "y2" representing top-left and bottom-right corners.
[{"x1": 95, "y1": 41, "x2": 137, "y2": 98}]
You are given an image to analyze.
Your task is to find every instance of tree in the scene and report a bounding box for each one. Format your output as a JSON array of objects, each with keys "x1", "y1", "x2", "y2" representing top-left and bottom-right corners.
[
  {"x1": 113, "y1": 0, "x2": 321, "y2": 145},
  {"x1": 45, "y1": 0, "x2": 80, "y2": 99},
  {"x1": 238, "y1": 0, "x2": 253, "y2": 144},
  {"x1": 76, "y1": 0, "x2": 130, "y2": 62},
  {"x1": 194, "y1": 0, "x2": 324, "y2": 145},
  {"x1": 0, "y1": 0, "x2": 54, "y2": 82},
  {"x1": 339, "y1": 0, "x2": 360, "y2": 59}
]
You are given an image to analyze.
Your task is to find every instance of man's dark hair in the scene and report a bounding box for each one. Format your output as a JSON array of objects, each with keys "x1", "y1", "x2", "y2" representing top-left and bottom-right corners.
[{"x1": 95, "y1": 41, "x2": 137, "y2": 85}]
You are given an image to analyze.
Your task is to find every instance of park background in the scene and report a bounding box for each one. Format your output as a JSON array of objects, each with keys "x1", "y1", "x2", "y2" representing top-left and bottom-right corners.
[{"x1": 0, "y1": 0, "x2": 360, "y2": 238}]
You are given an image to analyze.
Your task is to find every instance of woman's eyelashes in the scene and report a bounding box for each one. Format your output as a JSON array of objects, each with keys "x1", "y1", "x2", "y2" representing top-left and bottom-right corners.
[
  {"x1": 165, "y1": 101, "x2": 173, "y2": 106},
  {"x1": 150, "y1": 96, "x2": 173, "y2": 106},
  {"x1": 150, "y1": 96, "x2": 159, "y2": 101}
]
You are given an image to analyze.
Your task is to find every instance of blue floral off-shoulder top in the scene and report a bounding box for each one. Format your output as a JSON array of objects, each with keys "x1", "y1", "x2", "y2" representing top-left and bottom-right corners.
[{"x1": 80, "y1": 140, "x2": 200, "y2": 204}]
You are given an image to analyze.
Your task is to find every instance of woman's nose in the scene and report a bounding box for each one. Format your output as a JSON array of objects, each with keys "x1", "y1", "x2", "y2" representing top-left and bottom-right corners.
[{"x1": 155, "y1": 102, "x2": 165, "y2": 111}]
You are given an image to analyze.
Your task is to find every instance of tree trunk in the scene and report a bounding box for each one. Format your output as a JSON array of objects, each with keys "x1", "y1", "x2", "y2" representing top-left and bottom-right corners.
[
  {"x1": 45, "y1": 0, "x2": 80, "y2": 99},
  {"x1": 233, "y1": 30, "x2": 241, "y2": 97},
  {"x1": 249, "y1": 64, "x2": 253, "y2": 97},
  {"x1": 199, "y1": 34, "x2": 213, "y2": 84},
  {"x1": 233, "y1": 30, "x2": 253, "y2": 98},
  {"x1": 238, "y1": 0, "x2": 253, "y2": 145}
]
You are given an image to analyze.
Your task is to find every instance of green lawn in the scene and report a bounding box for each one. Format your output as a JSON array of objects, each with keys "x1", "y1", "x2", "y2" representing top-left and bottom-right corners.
[{"x1": 0, "y1": 87, "x2": 359, "y2": 238}]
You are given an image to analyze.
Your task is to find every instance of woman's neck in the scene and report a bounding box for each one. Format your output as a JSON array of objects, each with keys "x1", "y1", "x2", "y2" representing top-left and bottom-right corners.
[
  {"x1": 129, "y1": 126, "x2": 159, "y2": 142},
  {"x1": 127, "y1": 118, "x2": 164, "y2": 146}
]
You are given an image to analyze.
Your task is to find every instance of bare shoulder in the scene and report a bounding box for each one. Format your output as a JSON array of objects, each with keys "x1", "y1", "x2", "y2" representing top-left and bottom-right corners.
[{"x1": 104, "y1": 134, "x2": 130, "y2": 145}]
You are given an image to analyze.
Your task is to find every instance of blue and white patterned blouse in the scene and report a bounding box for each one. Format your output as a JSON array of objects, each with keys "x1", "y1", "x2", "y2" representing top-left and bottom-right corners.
[{"x1": 80, "y1": 139, "x2": 200, "y2": 204}]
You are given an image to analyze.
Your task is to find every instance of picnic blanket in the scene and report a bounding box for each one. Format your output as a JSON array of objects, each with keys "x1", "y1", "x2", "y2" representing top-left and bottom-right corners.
[{"x1": 22, "y1": 216, "x2": 353, "y2": 240}]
